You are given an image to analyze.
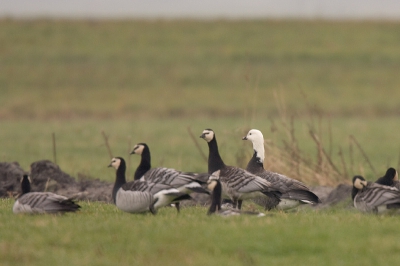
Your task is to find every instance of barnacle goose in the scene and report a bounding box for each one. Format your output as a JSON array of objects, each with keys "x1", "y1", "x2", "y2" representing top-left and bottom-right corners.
[
  {"x1": 375, "y1": 167, "x2": 400, "y2": 189},
  {"x1": 207, "y1": 170, "x2": 265, "y2": 217},
  {"x1": 352, "y1": 175, "x2": 400, "y2": 213},
  {"x1": 243, "y1": 129, "x2": 320, "y2": 210},
  {"x1": 13, "y1": 174, "x2": 80, "y2": 214},
  {"x1": 200, "y1": 128, "x2": 281, "y2": 210},
  {"x1": 109, "y1": 157, "x2": 190, "y2": 214},
  {"x1": 130, "y1": 143, "x2": 209, "y2": 212}
]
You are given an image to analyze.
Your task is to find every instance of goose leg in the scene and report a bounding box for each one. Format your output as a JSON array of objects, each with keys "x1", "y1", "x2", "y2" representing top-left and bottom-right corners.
[
  {"x1": 174, "y1": 202, "x2": 180, "y2": 213},
  {"x1": 237, "y1": 200, "x2": 243, "y2": 210}
]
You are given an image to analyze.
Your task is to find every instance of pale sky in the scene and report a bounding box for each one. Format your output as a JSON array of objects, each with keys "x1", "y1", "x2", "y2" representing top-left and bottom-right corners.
[{"x1": 1, "y1": 0, "x2": 400, "y2": 20}]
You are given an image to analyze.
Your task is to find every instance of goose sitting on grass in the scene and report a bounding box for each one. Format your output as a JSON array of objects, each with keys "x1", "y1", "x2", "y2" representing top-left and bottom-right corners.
[
  {"x1": 243, "y1": 129, "x2": 320, "y2": 210},
  {"x1": 207, "y1": 170, "x2": 265, "y2": 217},
  {"x1": 108, "y1": 157, "x2": 191, "y2": 214},
  {"x1": 352, "y1": 175, "x2": 400, "y2": 214},
  {"x1": 13, "y1": 174, "x2": 80, "y2": 214},
  {"x1": 130, "y1": 143, "x2": 209, "y2": 212},
  {"x1": 200, "y1": 128, "x2": 281, "y2": 210}
]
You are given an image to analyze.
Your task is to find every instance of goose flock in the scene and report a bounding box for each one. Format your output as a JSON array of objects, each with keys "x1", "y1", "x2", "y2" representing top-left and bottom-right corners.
[{"x1": 11, "y1": 128, "x2": 400, "y2": 216}]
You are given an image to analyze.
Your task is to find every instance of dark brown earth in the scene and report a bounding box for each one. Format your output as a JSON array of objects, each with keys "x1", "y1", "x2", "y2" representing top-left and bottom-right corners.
[{"x1": 0, "y1": 160, "x2": 353, "y2": 208}]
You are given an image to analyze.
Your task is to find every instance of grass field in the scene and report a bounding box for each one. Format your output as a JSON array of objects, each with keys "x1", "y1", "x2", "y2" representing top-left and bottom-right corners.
[
  {"x1": 2, "y1": 199, "x2": 400, "y2": 266},
  {"x1": 1, "y1": 19, "x2": 400, "y2": 265}
]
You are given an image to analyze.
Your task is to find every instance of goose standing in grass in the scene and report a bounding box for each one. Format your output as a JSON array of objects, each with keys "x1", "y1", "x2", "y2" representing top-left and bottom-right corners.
[
  {"x1": 207, "y1": 170, "x2": 265, "y2": 217},
  {"x1": 109, "y1": 157, "x2": 190, "y2": 214},
  {"x1": 375, "y1": 167, "x2": 400, "y2": 189},
  {"x1": 130, "y1": 143, "x2": 209, "y2": 212},
  {"x1": 13, "y1": 174, "x2": 80, "y2": 214},
  {"x1": 352, "y1": 175, "x2": 400, "y2": 213},
  {"x1": 243, "y1": 129, "x2": 320, "y2": 210},
  {"x1": 200, "y1": 128, "x2": 281, "y2": 210}
]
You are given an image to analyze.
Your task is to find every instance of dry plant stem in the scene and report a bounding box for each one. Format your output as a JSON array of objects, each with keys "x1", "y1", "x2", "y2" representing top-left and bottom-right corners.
[
  {"x1": 187, "y1": 126, "x2": 207, "y2": 163},
  {"x1": 349, "y1": 135, "x2": 376, "y2": 175},
  {"x1": 102, "y1": 130, "x2": 113, "y2": 159},
  {"x1": 52, "y1": 132, "x2": 57, "y2": 164},
  {"x1": 309, "y1": 130, "x2": 342, "y2": 176},
  {"x1": 349, "y1": 140, "x2": 354, "y2": 175},
  {"x1": 338, "y1": 147, "x2": 348, "y2": 179}
]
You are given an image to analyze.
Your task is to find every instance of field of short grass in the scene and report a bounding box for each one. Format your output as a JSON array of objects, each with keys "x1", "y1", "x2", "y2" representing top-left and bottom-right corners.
[
  {"x1": 2, "y1": 199, "x2": 400, "y2": 266},
  {"x1": 1, "y1": 19, "x2": 400, "y2": 265}
]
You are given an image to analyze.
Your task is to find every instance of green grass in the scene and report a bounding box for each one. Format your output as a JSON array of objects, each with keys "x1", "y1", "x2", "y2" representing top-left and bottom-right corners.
[
  {"x1": 1, "y1": 20, "x2": 400, "y2": 119},
  {"x1": 2, "y1": 19, "x2": 400, "y2": 264},
  {"x1": 2, "y1": 199, "x2": 400, "y2": 266}
]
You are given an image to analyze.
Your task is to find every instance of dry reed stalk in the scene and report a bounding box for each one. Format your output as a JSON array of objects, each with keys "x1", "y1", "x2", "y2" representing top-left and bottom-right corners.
[
  {"x1": 102, "y1": 130, "x2": 113, "y2": 159},
  {"x1": 52, "y1": 132, "x2": 57, "y2": 164},
  {"x1": 187, "y1": 126, "x2": 207, "y2": 163},
  {"x1": 338, "y1": 147, "x2": 348, "y2": 180},
  {"x1": 349, "y1": 135, "x2": 376, "y2": 175}
]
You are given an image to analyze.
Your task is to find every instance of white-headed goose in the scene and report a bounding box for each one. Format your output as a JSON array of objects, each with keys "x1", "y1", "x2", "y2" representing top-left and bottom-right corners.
[
  {"x1": 109, "y1": 157, "x2": 190, "y2": 214},
  {"x1": 13, "y1": 174, "x2": 80, "y2": 214},
  {"x1": 207, "y1": 170, "x2": 265, "y2": 217},
  {"x1": 130, "y1": 143, "x2": 209, "y2": 211},
  {"x1": 352, "y1": 175, "x2": 400, "y2": 213},
  {"x1": 243, "y1": 129, "x2": 320, "y2": 210},
  {"x1": 200, "y1": 128, "x2": 281, "y2": 210}
]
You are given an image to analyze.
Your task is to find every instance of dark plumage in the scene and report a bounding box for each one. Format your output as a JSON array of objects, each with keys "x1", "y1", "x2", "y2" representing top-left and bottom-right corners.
[
  {"x1": 243, "y1": 129, "x2": 320, "y2": 210},
  {"x1": 130, "y1": 143, "x2": 209, "y2": 212},
  {"x1": 375, "y1": 167, "x2": 399, "y2": 189},
  {"x1": 352, "y1": 175, "x2": 400, "y2": 213},
  {"x1": 13, "y1": 174, "x2": 80, "y2": 214},
  {"x1": 200, "y1": 128, "x2": 281, "y2": 210},
  {"x1": 207, "y1": 170, "x2": 265, "y2": 217}
]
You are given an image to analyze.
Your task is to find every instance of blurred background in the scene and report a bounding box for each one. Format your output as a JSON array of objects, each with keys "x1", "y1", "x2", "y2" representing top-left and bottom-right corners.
[{"x1": 1, "y1": 0, "x2": 400, "y2": 185}]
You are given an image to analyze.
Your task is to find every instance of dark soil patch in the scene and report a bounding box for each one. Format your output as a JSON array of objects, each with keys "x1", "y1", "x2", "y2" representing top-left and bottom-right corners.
[{"x1": 1, "y1": 160, "x2": 352, "y2": 208}]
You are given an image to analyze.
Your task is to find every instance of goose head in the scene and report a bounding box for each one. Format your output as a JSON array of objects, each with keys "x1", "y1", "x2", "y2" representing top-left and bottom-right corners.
[
  {"x1": 130, "y1": 143, "x2": 148, "y2": 155},
  {"x1": 385, "y1": 167, "x2": 398, "y2": 182},
  {"x1": 200, "y1": 129, "x2": 215, "y2": 143},
  {"x1": 243, "y1": 129, "x2": 265, "y2": 163},
  {"x1": 108, "y1": 157, "x2": 123, "y2": 170},
  {"x1": 352, "y1": 175, "x2": 368, "y2": 190},
  {"x1": 242, "y1": 129, "x2": 263, "y2": 141}
]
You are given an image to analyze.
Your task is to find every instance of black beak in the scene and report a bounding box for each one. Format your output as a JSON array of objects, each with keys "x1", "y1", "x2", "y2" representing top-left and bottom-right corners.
[
  {"x1": 242, "y1": 136, "x2": 247, "y2": 140},
  {"x1": 200, "y1": 133, "x2": 206, "y2": 139}
]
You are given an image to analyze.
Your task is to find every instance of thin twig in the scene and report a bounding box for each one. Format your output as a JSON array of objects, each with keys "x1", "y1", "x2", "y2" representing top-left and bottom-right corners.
[
  {"x1": 102, "y1": 130, "x2": 113, "y2": 159},
  {"x1": 349, "y1": 135, "x2": 376, "y2": 175},
  {"x1": 338, "y1": 146, "x2": 348, "y2": 180},
  {"x1": 187, "y1": 126, "x2": 207, "y2": 162},
  {"x1": 52, "y1": 132, "x2": 57, "y2": 164}
]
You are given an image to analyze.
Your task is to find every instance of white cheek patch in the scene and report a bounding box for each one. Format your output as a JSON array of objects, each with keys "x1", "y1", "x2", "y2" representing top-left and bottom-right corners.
[{"x1": 134, "y1": 145, "x2": 144, "y2": 155}]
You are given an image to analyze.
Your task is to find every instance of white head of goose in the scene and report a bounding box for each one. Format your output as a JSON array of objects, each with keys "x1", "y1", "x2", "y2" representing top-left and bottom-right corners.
[
  {"x1": 200, "y1": 128, "x2": 281, "y2": 210},
  {"x1": 352, "y1": 175, "x2": 400, "y2": 214},
  {"x1": 207, "y1": 170, "x2": 265, "y2": 217},
  {"x1": 108, "y1": 157, "x2": 191, "y2": 214},
  {"x1": 13, "y1": 174, "x2": 80, "y2": 214},
  {"x1": 242, "y1": 129, "x2": 320, "y2": 210}
]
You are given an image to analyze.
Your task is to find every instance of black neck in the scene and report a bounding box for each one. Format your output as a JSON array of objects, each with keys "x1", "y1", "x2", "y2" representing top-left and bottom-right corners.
[
  {"x1": 351, "y1": 187, "x2": 359, "y2": 200},
  {"x1": 208, "y1": 180, "x2": 222, "y2": 215},
  {"x1": 207, "y1": 137, "x2": 226, "y2": 174},
  {"x1": 134, "y1": 147, "x2": 151, "y2": 180},
  {"x1": 112, "y1": 160, "x2": 127, "y2": 204},
  {"x1": 21, "y1": 175, "x2": 31, "y2": 195},
  {"x1": 246, "y1": 150, "x2": 264, "y2": 173}
]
